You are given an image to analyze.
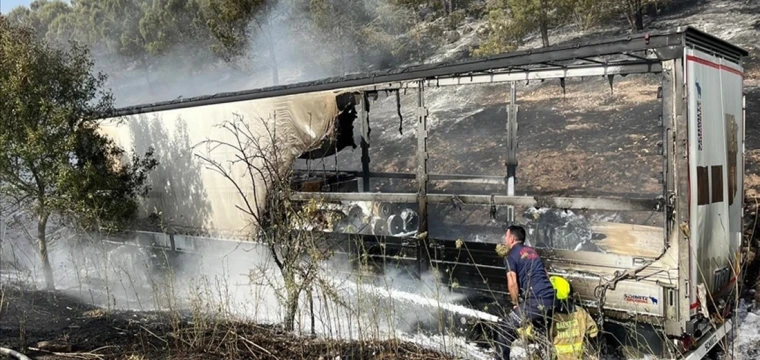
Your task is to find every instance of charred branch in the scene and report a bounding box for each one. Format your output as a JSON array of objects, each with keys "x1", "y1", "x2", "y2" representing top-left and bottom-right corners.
[{"x1": 289, "y1": 192, "x2": 662, "y2": 212}]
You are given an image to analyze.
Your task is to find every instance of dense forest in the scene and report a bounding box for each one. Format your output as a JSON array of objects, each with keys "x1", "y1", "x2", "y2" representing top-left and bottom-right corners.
[{"x1": 4, "y1": 0, "x2": 671, "y2": 103}]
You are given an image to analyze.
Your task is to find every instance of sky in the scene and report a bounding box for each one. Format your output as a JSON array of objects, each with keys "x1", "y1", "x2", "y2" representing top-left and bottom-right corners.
[
  {"x1": 1, "y1": 0, "x2": 69, "y2": 14},
  {"x1": 1, "y1": 0, "x2": 33, "y2": 14}
]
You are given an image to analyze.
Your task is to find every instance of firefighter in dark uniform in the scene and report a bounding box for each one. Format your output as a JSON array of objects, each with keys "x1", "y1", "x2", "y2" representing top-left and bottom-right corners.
[{"x1": 495, "y1": 225, "x2": 557, "y2": 360}]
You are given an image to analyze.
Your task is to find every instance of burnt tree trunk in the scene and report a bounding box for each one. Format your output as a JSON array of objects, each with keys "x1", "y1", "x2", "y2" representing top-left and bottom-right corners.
[
  {"x1": 539, "y1": 22, "x2": 550, "y2": 47},
  {"x1": 626, "y1": 0, "x2": 645, "y2": 31},
  {"x1": 283, "y1": 269, "x2": 299, "y2": 332},
  {"x1": 539, "y1": 0, "x2": 550, "y2": 47},
  {"x1": 635, "y1": 0, "x2": 644, "y2": 30},
  {"x1": 37, "y1": 212, "x2": 54, "y2": 290}
]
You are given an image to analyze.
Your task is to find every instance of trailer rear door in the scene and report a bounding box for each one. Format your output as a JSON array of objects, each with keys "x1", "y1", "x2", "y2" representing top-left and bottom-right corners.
[{"x1": 684, "y1": 48, "x2": 744, "y2": 316}]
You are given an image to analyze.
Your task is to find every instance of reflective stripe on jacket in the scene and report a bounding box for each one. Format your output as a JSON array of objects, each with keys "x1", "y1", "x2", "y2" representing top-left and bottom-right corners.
[{"x1": 551, "y1": 306, "x2": 598, "y2": 360}]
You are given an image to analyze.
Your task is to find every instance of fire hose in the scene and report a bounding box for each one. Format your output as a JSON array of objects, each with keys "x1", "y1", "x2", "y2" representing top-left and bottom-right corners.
[{"x1": 0, "y1": 347, "x2": 32, "y2": 360}]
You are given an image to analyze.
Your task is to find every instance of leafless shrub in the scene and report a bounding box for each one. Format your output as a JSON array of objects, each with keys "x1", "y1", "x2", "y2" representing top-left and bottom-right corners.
[{"x1": 194, "y1": 113, "x2": 335, "y2": 332}]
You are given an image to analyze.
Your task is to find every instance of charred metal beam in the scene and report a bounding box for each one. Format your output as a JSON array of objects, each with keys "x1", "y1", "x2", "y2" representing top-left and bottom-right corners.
[
  {"x1": 360, "y1": 93, "x2": 371, "y2": 192},
  {"x1": 622, "y1": 51, "x2": 652, "y2": 62},
  {"x1": 542, "y1": 61, "x2": 568, "y2": 68},
  {"x1": 431, "y1": 174, "x2": 504, "y2": 184},
  {"x1": 579, "y1": 57, "x2": 608, "y2": 65},
  {"x1": 421, "y1": 62, "x2": 662, "y2": 87},
  {"x1": 505, "y1": 81, "x2": 518, "y2": 222},
  {"x1": 291, "y1": 169, "x2": 508, "y2": 184},
  {"x1": 110, "y1": 28, "x2": 742, "y2": 117},
  {"x1": 416, "y1": 81, "x2": 429, "y2": 276},
  {"x1": 289, "y1": 192, "x2": 661, "y2": 212},
  {"x1": 505, "y1": 81, "x2": 518, "y2": 192}
]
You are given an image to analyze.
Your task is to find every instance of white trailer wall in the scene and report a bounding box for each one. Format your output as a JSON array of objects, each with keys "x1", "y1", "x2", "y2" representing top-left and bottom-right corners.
[
  {"x1": 98, "y1": 90, "x2": 348, "y2": 236},
  {"x1": 685, "y1": 48, "x2": 744, "y2": 313}
]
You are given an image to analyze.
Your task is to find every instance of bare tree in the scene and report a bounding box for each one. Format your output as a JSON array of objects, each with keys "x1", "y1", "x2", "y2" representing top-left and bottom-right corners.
[{"x1": 194, "y1": 114, "x2": 333, "y2": 331}]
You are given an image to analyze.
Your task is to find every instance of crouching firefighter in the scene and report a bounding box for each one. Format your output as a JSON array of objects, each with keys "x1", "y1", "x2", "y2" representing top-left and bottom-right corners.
[
  {"x1": 548, "y1": 276, "x2": 599, "y2": 359},
  {"x1": 494, "y1": 225, "x2": 557, "y2": 360},
  {"x1": 510, "y1": 276, "x2": 599, "y2": 359}
]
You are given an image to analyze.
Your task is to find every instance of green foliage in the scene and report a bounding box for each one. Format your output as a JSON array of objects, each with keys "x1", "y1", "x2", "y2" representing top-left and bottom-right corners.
[
  {"x1": 1, "y1": 0, "x2": 670, "y2": 74},
  {"x1": 0, "y1": 17, "x2": 158, "y2": 289},
  {"x1": 139, "y1": 0, "x2": 211, "y2": 56},
  {"x1": 446, "y1": 8, "x2": 466, "y2": 29},
  {"x1": 5, "y1": 0, "x2": 211, "y2": 60},
  {"x1": 474, "y1": 0, "x2": 664, "y2": 57},
  {"x1": 309, "y1": 0, "x2": 373, "y2": 73},
  {"x1": 560, "y1": 0, "x2": 614, "y2": 30},
  {"x1": 472, "y1": 7, "x2": 516, "y2": 57},
  {"x1": 474, "y1": 0, "x2": 558, "y2": 57},
  {"x1": 391, "y1": 0, "x2": 474, "y2": 16},
  {"x1": 203, "y1": 0, "x2": 267, "y2": 60}
]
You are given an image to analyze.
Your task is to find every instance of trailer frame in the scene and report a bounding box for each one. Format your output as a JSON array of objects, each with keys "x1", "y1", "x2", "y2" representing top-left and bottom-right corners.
[{"x1": 103, "y1": 26, "x2": 748, "y2": 359}]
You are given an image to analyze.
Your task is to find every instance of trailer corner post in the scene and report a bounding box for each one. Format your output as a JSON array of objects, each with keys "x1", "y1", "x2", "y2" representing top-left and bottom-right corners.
[
  {"x1": 671, "y1": 55, "x2": 693, "y2": 337},
  {"x1": 662, "y1": 58, "x2": 682, "y2": 338},
  {"x1": 416, "y1": 80, "x2": 429, "y2": 277}
]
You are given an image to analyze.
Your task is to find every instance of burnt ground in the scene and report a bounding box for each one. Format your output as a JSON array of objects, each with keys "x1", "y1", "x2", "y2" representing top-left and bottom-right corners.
[
  {"x1": 322, "y1": 74, "x2": 665, "y2": 199},
  {"x1": 0, "y1": 284, "x2": 453, "y2": 360}
]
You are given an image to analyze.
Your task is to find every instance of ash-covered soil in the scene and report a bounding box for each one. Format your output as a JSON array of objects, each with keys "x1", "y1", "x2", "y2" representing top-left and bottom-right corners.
[
  {"x1": 0, "y1": 284, "x2": 453, "y2": 360},
  {"x1": 301, "y1": 74, "x2": 667, "y2": 199},
  {"x1": 295, "y1": 0, "x2": 760, "y2": 201}
]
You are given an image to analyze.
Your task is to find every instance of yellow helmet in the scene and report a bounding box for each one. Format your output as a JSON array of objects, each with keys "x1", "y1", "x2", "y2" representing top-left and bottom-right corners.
[{"x1": 550, "y1": 276, "x2": 571, "y2": 300}]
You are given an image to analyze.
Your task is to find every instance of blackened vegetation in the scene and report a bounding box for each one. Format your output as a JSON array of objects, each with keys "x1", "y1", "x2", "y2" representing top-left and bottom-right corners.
[{"x1": 0, "y1": 285, "x2": 452, "y2": 360}]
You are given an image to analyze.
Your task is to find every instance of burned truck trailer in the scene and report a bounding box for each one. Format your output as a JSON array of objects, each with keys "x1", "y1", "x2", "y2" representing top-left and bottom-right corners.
[{"x1": 100, "y1": 27, "x2": 747, "y2": 359}]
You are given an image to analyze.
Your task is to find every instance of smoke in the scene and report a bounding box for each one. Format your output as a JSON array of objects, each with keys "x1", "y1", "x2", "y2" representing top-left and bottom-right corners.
[
  {"x1": 0, "y1": 217, "x2": 492, "y2": 352},
  {"x1": 1, "y1": 2, "x2": 489, "y2": 356},
  {"x1": 85, "y1": 0, "x2": 419, "y2": 108}
]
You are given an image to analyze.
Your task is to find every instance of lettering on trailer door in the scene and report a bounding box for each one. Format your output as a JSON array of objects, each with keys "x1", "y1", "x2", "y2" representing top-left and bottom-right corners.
[{"x1": 696, "y1": 82, "x2": 704, "y2": 151}]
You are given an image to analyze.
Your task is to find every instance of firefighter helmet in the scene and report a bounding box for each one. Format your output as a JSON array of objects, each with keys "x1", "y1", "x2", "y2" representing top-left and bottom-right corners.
[{"x1": 550, "y1": 276, "x2": 571, "y2": 300}]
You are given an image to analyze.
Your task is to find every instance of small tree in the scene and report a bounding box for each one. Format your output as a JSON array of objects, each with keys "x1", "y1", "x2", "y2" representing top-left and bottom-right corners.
[
  {"x1": 0, "y1": 17, "x2": 158, "y2": 290},
  {"x1": 620, "y1": 0, "x2": 668, "y2": 31},
  {"x1": 195, "y1": 114, "x2": 333, "y2": 331},
  {"x1": 473, "y1": 7, "x2": 516, "y2": 57},
  {"x1": 475, "y1": 0, "x2": 566, "y2": 56}
]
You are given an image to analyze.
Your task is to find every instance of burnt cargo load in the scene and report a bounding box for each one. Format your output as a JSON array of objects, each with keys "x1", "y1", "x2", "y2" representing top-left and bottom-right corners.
[{"x1": 98, "y1": 27, "x2": 748, "y2": 359}]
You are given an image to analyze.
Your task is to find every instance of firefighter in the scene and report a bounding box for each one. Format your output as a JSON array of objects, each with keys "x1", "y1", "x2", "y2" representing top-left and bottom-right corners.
[
  {"x1": 494, "y1": 225, "x2": 557, "y2": 360},
  {"x1": 548, "y1": 275, "x2": 599, "y2": 360},
  {"x1": 511, "y1": 276, "x2": 599, "y2": 360}
]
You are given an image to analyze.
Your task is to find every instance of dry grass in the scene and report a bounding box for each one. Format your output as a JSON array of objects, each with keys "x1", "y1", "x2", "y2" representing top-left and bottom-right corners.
[
  {"x1": 519, "y1": 150, "x2": 661, "y2": 194},
  {"x1": 518, "y1": 77, "x2": 659, "y2": 114}
]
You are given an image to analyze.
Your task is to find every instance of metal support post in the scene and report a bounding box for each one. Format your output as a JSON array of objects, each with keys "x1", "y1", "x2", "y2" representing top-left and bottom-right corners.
[
  {"x1": 416, "y1": 81, "x2": 429, "y2": 277},
  {"x1": 505, "y1": 81, "x2": 518, "y2": 223},
  {"x1": 360, "y1": 92, "x2": 371, "y2": 192}
]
